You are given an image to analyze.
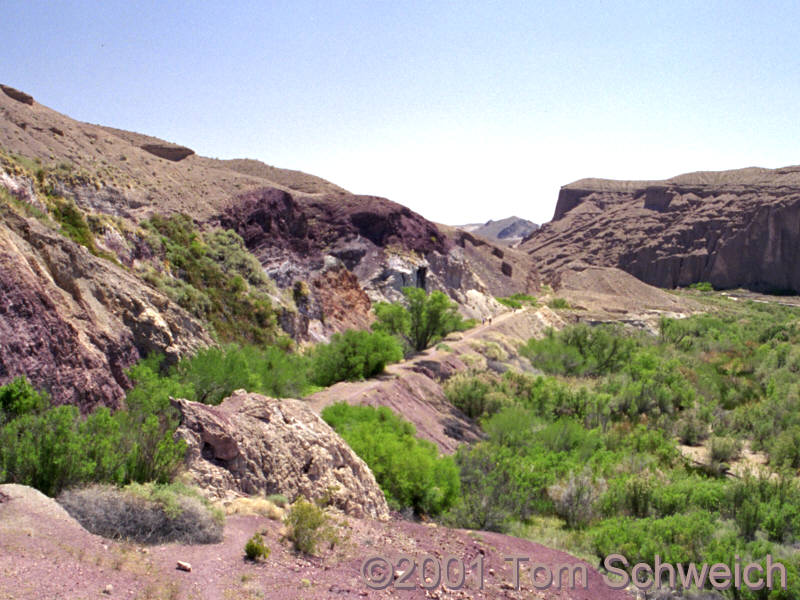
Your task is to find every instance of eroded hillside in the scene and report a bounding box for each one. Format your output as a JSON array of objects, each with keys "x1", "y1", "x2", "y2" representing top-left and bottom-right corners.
[{"x1": 522, "y1": 165, "x2": 800, "y2": 293}]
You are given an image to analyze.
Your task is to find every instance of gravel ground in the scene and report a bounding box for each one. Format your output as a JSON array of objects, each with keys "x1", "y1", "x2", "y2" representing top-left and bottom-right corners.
[{"x1": 0, "y1": 484, "x2": 631, "y2": 600}]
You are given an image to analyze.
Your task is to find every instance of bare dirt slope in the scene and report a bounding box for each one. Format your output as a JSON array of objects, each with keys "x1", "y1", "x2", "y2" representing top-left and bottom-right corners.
[{"x1": 0, "y1": 483, "x2": 630, "y2": 600}]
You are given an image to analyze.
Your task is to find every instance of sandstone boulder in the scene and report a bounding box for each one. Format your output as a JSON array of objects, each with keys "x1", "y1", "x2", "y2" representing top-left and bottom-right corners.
[{"x1": 172, "y1": 391, "x2": 390, "y2": 520}]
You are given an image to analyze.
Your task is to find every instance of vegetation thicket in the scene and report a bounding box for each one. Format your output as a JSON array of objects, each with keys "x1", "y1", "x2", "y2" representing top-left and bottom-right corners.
[
  {"x1": 322, "y1": 402, "x2": 460, "y2": 516},
  {"x1": 444, "y1": 296, "x2": 800, "y2": 598}
]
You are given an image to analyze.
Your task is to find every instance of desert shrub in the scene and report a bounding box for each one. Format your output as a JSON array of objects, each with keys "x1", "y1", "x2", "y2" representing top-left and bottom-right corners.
[
  {"x1": 496, "y1": 293, "x2": 538, "y2": 309},
  {"x1": 734, "y1": 498, "x2": 762, "y2": 541},
  {"x1": 548, "y1": 469, "x2": 602, "y2": 528},
  {"x1": 709, "y1": 435, "x2": 741, "y2": 464},
  {"x1": 675, "y1": 410, "x2": 708, "y2": 446},
  {"x1": 310, "y1": 329, "x2": 403, "y2": 386},
  {"x1": 537, "y1": 418, "x2": 601, "y2": 455},
  {"x1": 0, "y1": 376, "x2": 48, "y2": 423},
  {"x1": 592, "y1": 512, "x2": 717, "y2": 566},
  {"x1": 373, "y1": 287, "x2": 474, "y2": 352},
  {"x1": 58, "y1": 483, "x2": 223, "y2": 544},
  {"x1": 447, "y1": 443, "x2": 547, "y2": 532},
  {"x1": 266, "y1": 493, "x2": 289, "y2": 508},
  {"x1": 283, "y1": 498, "x2": 337, "y2": 555},
  {"x1": 482, "y1": 405, "x2": 543, "y2": 448},
  {"x1": 603, "y1": 350, "x2": 695, "y2": 419},
  {"x1": 0, "y1": 402, "x2": 96, "y2": 496},
  {"x1": 174, "y1": 344, "x2": 310, "y2": 404},
  {"x1": 599, "y1": 473, "x2": 654, "y2": 519},
  {"x1": 689, "y1": 281, "x2": 714, "y2": 291},
  {"x1": 521, "y1": 324, "x2": 637, "y2": 377},
  {"x1": 244, "y1": 532, "x2": 270, "y2": 561},
  {"x1": 117, "y1": 356, "x2": 191, "y2": 484},
  {"x1": 443, "y1": 372, "x2": 501, "y2": 419},
  {"x1": 650, "y1": 476, "x2": 727, "y2": 516},
  {"x1": 50, "y1": 197, "x2": 97, "y2": 252},
  {"x1": 547, "y1": 297, "x2": 570, "y2": 309},
  {"x1": 321, "y1": 403, "x2": 460, "y2": 516},
  {"x1": 769, "y1": 426, "x2": 800, "y2": 468}
]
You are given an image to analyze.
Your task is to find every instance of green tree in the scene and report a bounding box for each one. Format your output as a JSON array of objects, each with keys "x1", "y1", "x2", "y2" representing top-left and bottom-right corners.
[{"x1": 373, "y1": 287, "x2": 472, "y2": 352}]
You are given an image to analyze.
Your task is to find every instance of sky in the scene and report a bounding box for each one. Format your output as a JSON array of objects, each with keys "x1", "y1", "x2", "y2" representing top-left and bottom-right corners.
[{"x1": 4, "y1": 1, "x2": 800, "y2": 225}]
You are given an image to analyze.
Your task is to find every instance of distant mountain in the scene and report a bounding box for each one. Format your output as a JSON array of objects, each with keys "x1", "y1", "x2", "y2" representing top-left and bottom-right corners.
[{"x1": 457, "y1": 216, "x2": 539, "y2": 246}]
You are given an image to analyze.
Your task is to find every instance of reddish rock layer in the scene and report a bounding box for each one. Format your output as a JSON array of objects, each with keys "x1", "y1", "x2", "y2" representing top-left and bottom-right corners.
[{"x1": 523, "y1": 166, "x2": 800, "y2": 292}]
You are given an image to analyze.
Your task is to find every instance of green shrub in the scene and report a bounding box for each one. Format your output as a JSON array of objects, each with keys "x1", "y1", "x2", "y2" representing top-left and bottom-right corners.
[
  {"x1": 709, "y1": 435, "x2": 741, "y2": 463},
  {"x1": 322, "y1": 403, "x2": 460, "y2": 516},
  {"x1": 0, "y1": 370, "x2": 186, "y2": 495},
  {"x1": 50, "y1": 197, "x2": 97, "y2": 252},
  {"x1": 58, "y1": 483, "x2": 223, "y2": 544},
  {"x1": 283, "y1": 498, "x2": 337, "y2": 555},
  {"x1": 447, "y1": 443, "x2": 545, "y2": 532},
  {"x1": 592, "y1": 512, "x2": 717, "y2": 566},
  {"x1": 266, "y1": 493, "x2": 289, "y2": 508},
  {"x1": 174, "y1": 344, "x2": 310, "y2": 404},
  {"x1": 443, "y1": 372, "x2": 496, "y2": 419},
  {"x1": 117, "y1": 356, "x2": 191, "y2": 484},
  {"x1": 521, "y1": 324, "x2": 637, "y2": 377},
  {"x1": 244, "y1": 532, "x2": 270, "y2": 561},
  {"x1": 373, "y1": 287, "x2": 473, "y2": 352},
  {"x1": 310, "y1": 329, "x2": 403, "y2": 386},
  {"x1": 547, "y1": 297, "x2": 570, "y2": 309},
  {"x1": 603, "y1": 350, "x2": 695, "y2": 418},
  {"x1": 770, "y1": 426, "x2": 800, "y2": 468},
  {"x1": 496, "y1": 293, "x2": 538, "y2": 310},
  {"x1": 689, "y1": 281, "x2": 714, "y2": 291}
]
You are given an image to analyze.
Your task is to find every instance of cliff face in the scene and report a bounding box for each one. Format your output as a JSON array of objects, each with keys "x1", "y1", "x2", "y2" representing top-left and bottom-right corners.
[
  {"x1": 522, "y1": 166, "x2": 800, "y2": 292},
  {"x1": 0, "y1": 208, "x2": 211, "y2": 410}
]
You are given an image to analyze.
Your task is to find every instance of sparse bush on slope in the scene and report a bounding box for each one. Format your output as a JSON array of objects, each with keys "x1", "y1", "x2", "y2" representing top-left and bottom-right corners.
[{"x1": 58, "y1": 483, "x2": 223, "y2": 544}]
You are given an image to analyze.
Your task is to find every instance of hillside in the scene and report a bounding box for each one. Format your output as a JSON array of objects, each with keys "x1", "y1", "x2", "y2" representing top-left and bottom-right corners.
[
  {"x1": 521, "y1": 165, "x2": 800, "y2": 292},
  {"x1": 0, "y1": 84, "x2": 539, "y2": 405}
]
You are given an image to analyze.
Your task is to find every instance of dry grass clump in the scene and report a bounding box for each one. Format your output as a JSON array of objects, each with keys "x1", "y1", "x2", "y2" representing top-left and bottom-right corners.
[
  {"x1": 221, "y1": 496, "x2": 285, "y2": 520},
  {"x1": 58, "y1": 483, "x2": 223, "y2": 544}
]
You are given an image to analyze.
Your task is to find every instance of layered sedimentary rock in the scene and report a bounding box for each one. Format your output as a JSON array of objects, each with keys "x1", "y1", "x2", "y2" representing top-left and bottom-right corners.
[
  {"x1": 522, "y1": 166, "x2": 800, "y2": 292},
  {"x1": 172, "y1": 391, "x2": 390, "y2": 520},
  {"x1": 0, "y1": 209, "x2": 210, "y2": 410}
]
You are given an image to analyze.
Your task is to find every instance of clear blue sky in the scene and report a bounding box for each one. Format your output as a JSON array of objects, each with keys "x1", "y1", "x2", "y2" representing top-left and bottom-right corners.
[{"x1": 5, "y1": 1, "x2": 800, "y2": 225}]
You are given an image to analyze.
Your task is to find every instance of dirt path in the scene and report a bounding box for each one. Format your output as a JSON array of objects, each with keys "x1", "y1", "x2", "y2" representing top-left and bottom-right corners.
[{"x1": 305, "y1": 306, "x2": 563, "y2": 453}]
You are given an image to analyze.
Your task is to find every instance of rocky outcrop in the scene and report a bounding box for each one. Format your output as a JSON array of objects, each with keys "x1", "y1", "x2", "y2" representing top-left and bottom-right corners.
[
  {"x1": 1, "y1": 85, "x2": 34, "y2": 106},
  {"x1": 217, "y1": 188, "x2": 540, "y2": 328},
  {"x1": 172, "y1": 391, "x2": 391, "y2": 520},
  {"x1": 139, "y1": 143, "x2": 194, "y2": 162},
  {"x1": 0, "y1": 209, "x2": 210, "y2": 411},
  {"x1": 522, "y1": 166, "x2": 800, "y2": 293}
]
